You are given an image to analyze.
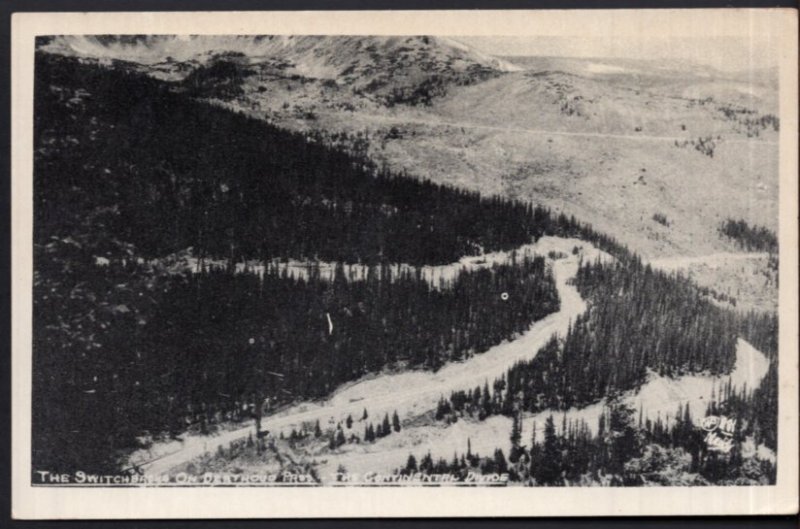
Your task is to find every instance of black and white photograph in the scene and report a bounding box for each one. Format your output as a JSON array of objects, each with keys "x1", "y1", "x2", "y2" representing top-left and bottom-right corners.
[{"x1": 10, "y1": 9, "x2": 799, "y2": 518}]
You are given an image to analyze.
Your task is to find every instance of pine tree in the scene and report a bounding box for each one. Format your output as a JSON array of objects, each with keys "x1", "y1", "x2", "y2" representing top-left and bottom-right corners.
[
  {"x1": 536, "y1": 415, "x2": 562, "y2": 485},
  {"x1": 392, "y1": 410, "x2": 401, "y2": 432},
  {"x1": 368, "y1": 423, "x2": 377, "y2": 442},
  {"x1": 405, "y1": 454, "x2": 418, "y2": 473},
  {"x1": 493, "y1": 448, "x2": 508, "y2": 474},
  {"x1": 608, "y1": 399, "x2": 640, "y2": 475},
  {"x1": 509, "y1": 412, "x2": 522, "y2": 462},
  {"x1": 420, "y1": 452, "x2": 434, "y2": 473},
  {"x1": 435, "y1": 397, "x2": 447, "y2": 420},
  {"x1": 481, "y1": 381, "x2": 492, "y2": 418},
  {"x1": 382, "y1": 413, "x2": 391, "y2": 437}
]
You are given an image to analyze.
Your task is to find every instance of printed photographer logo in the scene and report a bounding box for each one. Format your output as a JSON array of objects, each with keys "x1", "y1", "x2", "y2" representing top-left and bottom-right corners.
[{"x1": 701, "y1": 415, "x2": 736, "y2": 454}]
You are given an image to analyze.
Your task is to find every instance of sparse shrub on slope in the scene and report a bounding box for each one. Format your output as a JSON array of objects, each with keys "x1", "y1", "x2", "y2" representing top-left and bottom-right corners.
[
  {"x1": 652, "y1": 213, "x2": 670, "y2": 227},
  {"x1": 182, "y1": 59, "x2": 254, "y2": 100},
  {"x1": 719, "y1": 218, "x2": 778, "y2": 254}
]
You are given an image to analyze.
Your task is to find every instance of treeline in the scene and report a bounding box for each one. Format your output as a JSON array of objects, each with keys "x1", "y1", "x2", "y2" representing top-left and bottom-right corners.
[
  {"x1": 398, "y1": 443, "x2": 511, "y2": 481},
  {"x1": 737, "y1": 310, "x2": 778, "y2": 359},
  {"x1": 719, "y1": 218, "x2": 778, "y2": 254},
  {"x1": 512, "y1": 257, "x2": 777, "y2": 411},
  {"x1": 150, "y1": 254, "x2": 557, "y2": 407},
  {"x1": 36, "y1": 52, "x2": 574, "y2": 266},
  {"x1": 33, "y1": 238, "x2": 558, "y2": 473},
  {"x1": 281, "y1": 410, "x2": 402, "y2": 450},
  {"x1": 331, "y1": 410, "x2": 403, "y2": 448},
  {"x1": 716, "y1": 104, "x2": 780, "y2": 137},
  {"x1": 410, "y1": 395, "x2": 776, "y2": 486},
  {"x1": 506, "y1": 258, "x2": 742, "y2": 410},
  {"x1": 718, "y1": 362, "x2": 778, "y2": 451}
]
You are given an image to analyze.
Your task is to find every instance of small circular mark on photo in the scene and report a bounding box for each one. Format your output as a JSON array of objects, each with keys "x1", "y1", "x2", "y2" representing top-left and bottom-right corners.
[{"x1": 500, "y1": 292, "x2": 509, "y2": 301}]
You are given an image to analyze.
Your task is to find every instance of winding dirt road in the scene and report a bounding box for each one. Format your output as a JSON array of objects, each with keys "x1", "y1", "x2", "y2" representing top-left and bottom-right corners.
[
  {"x1": 130, "y1": 243, "x2": 772, "y2": 482},
  {"x1": 131, "y1": 237, "x2": 606, "y2": 476}
]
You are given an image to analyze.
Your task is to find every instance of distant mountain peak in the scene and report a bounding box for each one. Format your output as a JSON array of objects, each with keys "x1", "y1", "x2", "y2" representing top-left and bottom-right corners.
[
  {"x1": 38, "y1": 34, "x2": 521, "y2": 74},
  {"x1": 38, "y1": 35, "x2": 521, "y2": 106}
]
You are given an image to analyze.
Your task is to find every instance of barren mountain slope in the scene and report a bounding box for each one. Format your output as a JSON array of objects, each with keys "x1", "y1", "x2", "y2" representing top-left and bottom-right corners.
[{"x1": 289, "y1": 66, "x2": 779, "y2": 261}]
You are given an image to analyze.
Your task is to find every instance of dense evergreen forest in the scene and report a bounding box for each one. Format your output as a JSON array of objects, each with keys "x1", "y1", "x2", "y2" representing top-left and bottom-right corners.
[
  {"x1": 33, "y1": 188, "x2": 561, "y2": 474},
  {"x1": 436, "y1": 257, "x2": 778, "y2": 412},
  {"x1": 434, "y1": 257, "x2": 778, "y2": 451},
  {"x1": 35, "y1": 52, "x2": 565, "y2": 266},
  {"x1": 408, "y1": 394, "x2": 776, "y2": 486},
  {"x1": 33, "y1": 53, "x2": 574, "y2": 474}
]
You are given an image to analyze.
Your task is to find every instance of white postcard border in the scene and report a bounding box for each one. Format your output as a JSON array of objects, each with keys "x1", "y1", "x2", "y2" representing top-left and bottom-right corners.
[{"x1": 10, "y1": 9, "x2": 799, "y2": 518}]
